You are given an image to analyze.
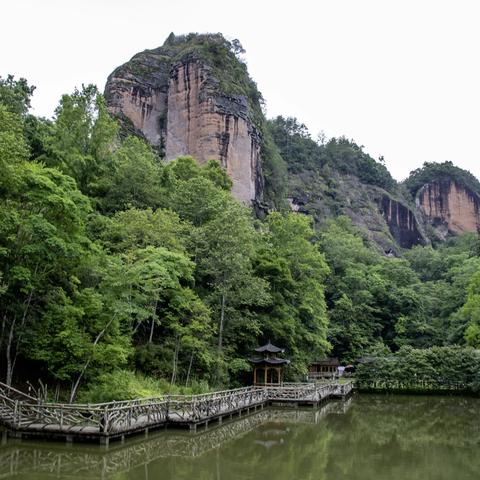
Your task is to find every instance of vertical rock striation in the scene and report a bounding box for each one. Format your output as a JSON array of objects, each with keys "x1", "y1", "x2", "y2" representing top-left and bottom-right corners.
[
  {"x1": 380, "y1": 195, "x2": 424, "y2": 248},
  {"x1": 417, "y1": 179, "x2": 480, "y2": 235},
  {"x1": 104, "y1": 34, "x2": 262, "y2": 204},
  {"x1": 165, "y1": 60, "x2": 260, "y2": 203}
]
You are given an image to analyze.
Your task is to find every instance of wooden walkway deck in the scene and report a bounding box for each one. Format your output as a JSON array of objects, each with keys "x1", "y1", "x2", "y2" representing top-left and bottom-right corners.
[
  {"x1": 0, "y1": 381, "x2": 354, "y2": 445},
  {"x1": 0, "y1": 400, "x2": 354, "y2": 479}
]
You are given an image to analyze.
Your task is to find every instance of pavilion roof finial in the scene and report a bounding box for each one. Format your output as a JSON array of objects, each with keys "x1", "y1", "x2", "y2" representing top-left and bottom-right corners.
[{"x1": 254, "y1": 341, "x2": 284, "y2": 354}]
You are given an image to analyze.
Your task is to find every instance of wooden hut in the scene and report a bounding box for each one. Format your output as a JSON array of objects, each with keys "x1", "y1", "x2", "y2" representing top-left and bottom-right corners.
[
  {"x1": 308, "y1": 358, "x2": 340, "y2": 380},
  {"x1": 249, "y1": 341, "x2": 290, "y2": 386}
]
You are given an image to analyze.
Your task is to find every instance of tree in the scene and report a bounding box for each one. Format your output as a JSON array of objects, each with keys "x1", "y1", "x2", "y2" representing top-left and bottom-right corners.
[
  {"x1": 39, "y1": 85, "x2": 118, "y2": 193},
  {"x1": 99, "y1": 136, "x2": 161, "y2": 212},
  {"x1": 194, "y1": 200, "x2": 270, "y2": 382},
  {"x1": 256, "y1": 213, "x2": 330, "y2": 374},
  {"x1": 0, "y1": 75, "x2": 35, "y2": 116}
]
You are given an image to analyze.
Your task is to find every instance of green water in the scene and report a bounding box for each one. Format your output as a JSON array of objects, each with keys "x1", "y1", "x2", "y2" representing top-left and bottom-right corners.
[{"x1": 1, "y1": 394, "x2": 479, "y2": 479}]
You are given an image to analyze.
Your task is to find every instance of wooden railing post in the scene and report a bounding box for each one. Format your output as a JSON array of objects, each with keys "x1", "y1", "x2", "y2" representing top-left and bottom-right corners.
[
  {"x1": 102, "y1": 406, "x2": 109, "y2": 434},
  {"x1": 166, "y1": 395, "x2": 170, "y2": 422},
  {"x1": 13, "y1": 400, "x2": 19, "y2": 427}
]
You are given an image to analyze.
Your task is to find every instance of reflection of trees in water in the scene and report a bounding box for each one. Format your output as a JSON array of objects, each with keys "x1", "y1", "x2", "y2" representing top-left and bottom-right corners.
[
  {"x1": 0, "y1": 403, "x2": 348, "y2": 480},
  {"x1": 2, "y1": 396, "x2": 477, "y2": 480},
  {"x1": 325, "y1": 394, "x2": 480, "y2": 480}
]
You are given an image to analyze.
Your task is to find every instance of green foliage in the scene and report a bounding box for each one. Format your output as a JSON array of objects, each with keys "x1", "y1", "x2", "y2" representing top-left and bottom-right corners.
[
  {"x1": 356, "y1": 346, "x2": 480, "y2": 392},
  {"x1": 39, "y1": 84, "x2": 119, "y2": 193},
  {"x1": 260, "y1": 129, "x2": 288, "y2": 208},
  {"x1": 404, "y1": 161, "x2": 480, "y2": 198},
  {"x1": 3, "y1": 72, "x2": 480, "y2": 400},
  {"x1": 256, "y1": 213, "x2": 330, "y2": 374},
  {"x1": 268, "y1": 116, "x2": 395, "y2": 190},
  {"x1": 78, "y1": 370, "x2": 162, "y2": 403},
  {"x1": 319, "y1": 217, "x2": 480, "y2": 361},
  {"x1": 0, "y1": 75, "x2": 35, "y2": 116},
  {"x1": 77, "y1": 369, "x2": 211, "y2": 403},
  {"x1": 98, "y1": 136, "x2": 161, "y2": 212}
]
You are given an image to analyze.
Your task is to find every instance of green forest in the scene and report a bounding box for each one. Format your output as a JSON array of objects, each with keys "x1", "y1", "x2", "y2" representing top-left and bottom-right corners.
[{"x1": 1, "y1": 75, "x2": 480, "y2": 402}]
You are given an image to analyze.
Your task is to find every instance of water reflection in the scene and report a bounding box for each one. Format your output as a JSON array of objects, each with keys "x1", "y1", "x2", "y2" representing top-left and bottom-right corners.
[{"x1": 1, "y1": 395, "x2": 479, "y2": 480}]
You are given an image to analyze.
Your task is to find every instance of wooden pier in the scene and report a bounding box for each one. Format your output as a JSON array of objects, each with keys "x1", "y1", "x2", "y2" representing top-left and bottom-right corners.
[
  {"x1": 0, "y1": 400, "x2": 354, "y2": 479},
  {"x1": 0, "y1": 380, "x2": 353, "y2": 445}
]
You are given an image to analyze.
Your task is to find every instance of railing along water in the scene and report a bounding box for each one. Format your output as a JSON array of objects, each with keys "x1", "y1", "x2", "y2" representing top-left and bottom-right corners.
[{"x1": 0, "y1": 380, "x2": 354, "y2": 441}]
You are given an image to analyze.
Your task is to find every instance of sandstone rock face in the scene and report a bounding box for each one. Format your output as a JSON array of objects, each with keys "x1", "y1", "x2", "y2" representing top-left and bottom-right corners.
[
  {"x1": 104, "y1": 35, "x2": 262, "y2": 204},
  {"x1": 417, "y1": 180, "x2": 480, "y2": 234},
  {"x1": 380, "y1": 195, "x2": 424, "y2": 248},
  {"x1": 165, "y1": 61, "x2": 260, "y2": 203}
]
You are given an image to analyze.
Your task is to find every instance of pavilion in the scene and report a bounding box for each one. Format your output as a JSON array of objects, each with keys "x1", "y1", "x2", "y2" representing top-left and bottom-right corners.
[{"x1": 249, "y1": 341, "x2": 290, "y2": 386}]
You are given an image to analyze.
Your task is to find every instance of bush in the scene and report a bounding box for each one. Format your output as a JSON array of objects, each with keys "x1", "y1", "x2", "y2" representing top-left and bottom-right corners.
[
  {"x1": 77, "y1": 369, "x2": 212, "y2": 403},
  {"x1": 77, "y1": 370, "x2": 163, "y2": 403},
  {"x1": 356, "y1": 346, "x2": 480, "y2": 392}
]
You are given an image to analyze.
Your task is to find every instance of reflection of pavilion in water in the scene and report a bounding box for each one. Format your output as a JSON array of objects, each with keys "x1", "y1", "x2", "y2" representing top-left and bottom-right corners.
[{"x1": 0, "y1": 399, "x2": 352, "y2": 479}]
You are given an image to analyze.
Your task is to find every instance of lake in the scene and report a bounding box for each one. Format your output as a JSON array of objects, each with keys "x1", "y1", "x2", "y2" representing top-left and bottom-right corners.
[{"x1": 1, "y1": 394, "x2": 478, "y2": 479}]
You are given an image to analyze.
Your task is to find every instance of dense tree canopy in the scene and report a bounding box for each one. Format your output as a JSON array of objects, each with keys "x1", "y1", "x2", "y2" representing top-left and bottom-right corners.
[
  {"x1": 0, "y1": 77, "x2": 328, "y2": 400},
  {"x1": 268, "y1": 115, "x2": 395, "y2": 190},
  {"x1": 1, "y1": 76, "x2": 479, "y2": 401}
]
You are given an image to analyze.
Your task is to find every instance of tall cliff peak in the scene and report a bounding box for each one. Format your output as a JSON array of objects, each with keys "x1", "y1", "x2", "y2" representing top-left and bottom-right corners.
[
  {"x1": 404, "y1": 162, "x2": 480, "y2": 238},
  {"x1": 105, "y1": 33, "x2": 271, "y2": 205}
]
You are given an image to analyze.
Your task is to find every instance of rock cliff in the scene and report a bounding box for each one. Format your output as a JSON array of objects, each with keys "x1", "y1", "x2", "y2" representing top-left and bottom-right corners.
[
  {"x1": 105, "y1": 36, "x2": 480, "y2": 251},
  {"x1": 380, "y1": 195, "x2": 424, "y2": 248},
  {"x1": 105, "y1": 33, "x2": 263, "y2": 204},
  {"x1": 287, "y1": 168, "x2": 426, "y2": 253},
  {"x1": 417, "y1": 179, "x2": 480, "y2": 237}
]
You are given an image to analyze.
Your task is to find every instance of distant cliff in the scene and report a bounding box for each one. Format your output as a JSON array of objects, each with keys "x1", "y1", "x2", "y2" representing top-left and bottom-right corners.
[
  {"x1": 105, "y1": 36, "x2": 480, "y2": 251},
  {"x1": 105, "y1": 33, "x2": 268, "y2": 204},
  {"x1": 406, "y1": 162, "x2": 480, "y2": 240},
  {"x1": 269, "y1": 118, "x2": 427, "y2": 253}
]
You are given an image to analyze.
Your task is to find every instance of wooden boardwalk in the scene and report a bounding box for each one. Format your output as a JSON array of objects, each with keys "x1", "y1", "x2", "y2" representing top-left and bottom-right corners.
[
  {"x1": 0, "y1": 381, "x2": 353, "y2": 445},
  {"x1": 0, "y1": 401, "x2": 354, "y2": 479}
]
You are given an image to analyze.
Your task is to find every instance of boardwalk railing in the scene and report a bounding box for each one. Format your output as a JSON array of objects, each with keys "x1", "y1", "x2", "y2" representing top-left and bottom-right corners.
[
  {"x1": 0, "y1": 381, "x2": 354, "y2": 439},
  {"x1": 0, "y1": 403, "x2": 357, "y2": 479}
]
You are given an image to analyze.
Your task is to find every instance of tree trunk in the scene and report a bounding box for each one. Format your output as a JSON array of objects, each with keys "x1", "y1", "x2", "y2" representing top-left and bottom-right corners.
[
  {"x1": 170, "y1": 334, "x2": 180, "y2": 385},
  {"x1": 5, "y1": 317, "x2": 16, "y2": 386},
  {"x1": 69, "y1": 317, "x2": 115, "y2": 404},
  {"x1": 185, "y1": 352, "x2": 194, "y2": 387},
  {"x1": 4, "y1": 285, "x2": 35, "y2": 386},
  {"x1": 148, "y1": 318, "x2": 155, "y2": 343},
  {"x1": 148, "y1": 299, "x2": 158, "y2": 344},
  {"x1": 0, "y1": 313, "x2": 7, "y2": 351},
  {"x1": 218, "y1": 293, "x2": 226, "y2": 352}
]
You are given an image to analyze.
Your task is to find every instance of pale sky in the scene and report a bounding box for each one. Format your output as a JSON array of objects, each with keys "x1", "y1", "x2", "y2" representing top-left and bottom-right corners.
[{"x1": 2, "y1": 0, "x2": 479, "y2": 181}]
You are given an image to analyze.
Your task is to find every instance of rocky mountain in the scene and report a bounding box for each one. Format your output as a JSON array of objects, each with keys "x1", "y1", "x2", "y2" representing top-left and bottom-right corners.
[
  {"x1": 405, "y1": 162, "x2": 480, "y2": 242},
  {"x1": 269, "y1": 118, "x2": 480, "y2": 253},
  {"x1": 106, "y1": 34, "x2": 479, "y2": 252},
  {"x1": 105, "y1": 33, "x2": 271, "y2": 205}
]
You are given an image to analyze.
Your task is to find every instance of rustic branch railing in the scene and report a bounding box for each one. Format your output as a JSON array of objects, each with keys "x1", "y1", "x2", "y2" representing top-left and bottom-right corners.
[
  {"x1": 0, "y1": 381, "x2": 354, "y2": 438},
  {"x1": 0, "y1": 404, "x2": 357, "y2": 479}
]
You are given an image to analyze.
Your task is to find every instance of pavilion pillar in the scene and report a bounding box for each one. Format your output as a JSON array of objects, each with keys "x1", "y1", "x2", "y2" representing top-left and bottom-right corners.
[
  {"x1": 264, "y1": 367, "x2": 267, "y2": 386},
  {"x1": 254, "y1": 367, "x2": 257, "y2": 386}
]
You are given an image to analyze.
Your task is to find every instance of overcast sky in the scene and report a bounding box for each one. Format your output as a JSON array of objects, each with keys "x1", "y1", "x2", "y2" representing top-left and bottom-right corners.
[{"x1": 2, "y1": 0, "x2": 479, "y2": 180}]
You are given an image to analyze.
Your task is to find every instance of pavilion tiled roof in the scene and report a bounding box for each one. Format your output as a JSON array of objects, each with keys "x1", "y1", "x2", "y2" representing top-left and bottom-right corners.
[
  {"x1": 254, "y1": 341, "x2": 285, "y2": 354},
  {"x1": 248, "y1": 356, "x2": 290, "y2": 365}
]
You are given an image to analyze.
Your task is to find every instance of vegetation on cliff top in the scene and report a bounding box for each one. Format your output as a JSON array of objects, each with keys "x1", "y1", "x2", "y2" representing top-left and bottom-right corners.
[
  {"x1": 404, "y1": 161, "x2": 480, "y2": 198},
  {"x1": 268, "y1": 116, "x2": 396, "y2": 191}
]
